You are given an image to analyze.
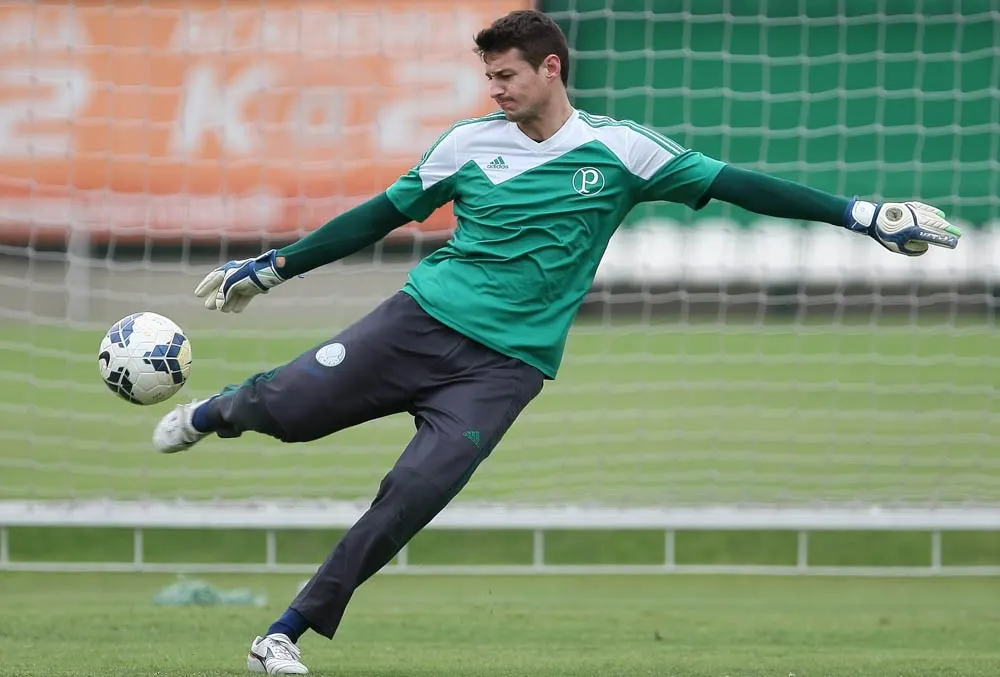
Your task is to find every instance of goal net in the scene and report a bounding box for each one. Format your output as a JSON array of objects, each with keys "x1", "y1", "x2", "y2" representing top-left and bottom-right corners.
[{"x1": 0, "y1": 0, "x2": 997, "y2": 509}]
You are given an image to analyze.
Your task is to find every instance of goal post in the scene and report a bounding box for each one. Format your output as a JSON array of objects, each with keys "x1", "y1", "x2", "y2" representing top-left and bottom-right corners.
[{"x1": 0, "y1": 0, "x2": 997, "y2": 567}]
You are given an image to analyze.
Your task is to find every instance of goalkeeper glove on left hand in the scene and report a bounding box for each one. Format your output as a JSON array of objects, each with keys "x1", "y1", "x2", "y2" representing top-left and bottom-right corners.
[
  {"x1": 844, "y1": 198, "x2": 963, "y2": 257},
  {"x1": 194, "y1": 249, "x2": 286, "y2": 313}
]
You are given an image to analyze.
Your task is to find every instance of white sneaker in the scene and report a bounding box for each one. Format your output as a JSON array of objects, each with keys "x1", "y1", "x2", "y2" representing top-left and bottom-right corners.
[
  {"x1": 247, "y1": 633, "x2": 309, "y2": 674},
  {"x1": 152, "y1": 398, "x2": 211, "y2": 453}
]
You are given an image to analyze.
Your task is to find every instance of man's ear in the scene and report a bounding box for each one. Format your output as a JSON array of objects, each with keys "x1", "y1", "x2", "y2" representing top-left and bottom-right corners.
[{"x1": 542, "y1": 54, "x2": 561, "y2": 81}]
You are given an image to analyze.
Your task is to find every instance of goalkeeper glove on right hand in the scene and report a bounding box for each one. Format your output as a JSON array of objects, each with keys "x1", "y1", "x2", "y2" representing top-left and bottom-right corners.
[
  {"x1": 194, "y1": 249, "x2": 286, "y2": 313},
  {"x1": 844, "y1": 198, "x2": 963, "y2": 257}
]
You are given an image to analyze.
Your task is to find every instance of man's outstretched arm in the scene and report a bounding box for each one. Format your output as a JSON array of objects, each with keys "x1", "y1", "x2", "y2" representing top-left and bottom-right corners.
[
  {"x1": 704, "y1": 165, "x2": 963, "y2": 256},
  {"x1": 705, "y1": 165, "x2": 851, "y2": 226},
  {"x1": 195, "y1": 122, "x2": 462, "y2": 314},
  {"x1": 193, "y1": 192, "x2": 411, "y2": 313},
  {"x1": 275, "y1": 193, "x2": 410, "y2": 278},
  {"x1": 630, "y1": 136, "x2": 963, "y2": 258}
]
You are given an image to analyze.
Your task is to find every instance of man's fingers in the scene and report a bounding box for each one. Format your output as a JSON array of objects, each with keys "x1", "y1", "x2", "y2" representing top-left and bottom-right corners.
[
  {"x1": 195, "y1": 258, "x2": 275, "y2": 312},
  {"x1": 220, "y1": 290, "x2": 241, "y2": 313},
  {"x1": 906, "y1": 202, "x2": 963, "y2": 250},
  {"x1": 912, "y1": 225, "x2": 961, "y2": 249},
  {"x1": 194, "y1": 270, "x2": 223, "y2": 298},
  {"x1": 907, "y1": 201, "x2": 946, "y2": 219}
]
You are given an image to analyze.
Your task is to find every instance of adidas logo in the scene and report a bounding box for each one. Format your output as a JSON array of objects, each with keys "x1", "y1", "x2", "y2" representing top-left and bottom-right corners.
[
  {"x1": 463, "y1": 430, "x2": 482, "y2": 448},
  {"x1": 485, "y1": 155, "x2": 508, "y2": 170}
]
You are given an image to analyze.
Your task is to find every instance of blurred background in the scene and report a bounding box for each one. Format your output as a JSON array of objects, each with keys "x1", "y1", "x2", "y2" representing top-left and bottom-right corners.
[{"x1": 0, "y1": 0, "x2": 997, "y2": 574}]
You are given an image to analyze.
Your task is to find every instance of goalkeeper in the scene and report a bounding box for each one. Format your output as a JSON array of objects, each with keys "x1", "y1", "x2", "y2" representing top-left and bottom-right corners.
[{"x1": 153, "y1": 9, "x2": 962, "y2": 675}]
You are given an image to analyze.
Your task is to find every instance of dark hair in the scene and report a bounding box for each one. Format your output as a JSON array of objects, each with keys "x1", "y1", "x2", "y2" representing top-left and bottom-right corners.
[{"x1": 474, "y1": 10, "x2": 570, "y2": 87}]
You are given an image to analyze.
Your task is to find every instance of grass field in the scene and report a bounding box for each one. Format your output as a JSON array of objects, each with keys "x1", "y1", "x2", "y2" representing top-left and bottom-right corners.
[
  {"x1": 3, "y1": 570, "x2": 999, "y2": 676},
  {"x1": 4, "y1": 523, "x2": 1000, "y2": 675},
  {"x1": 1, "y1": 319, "x2": 998, "y2": 504},
  {"x1": 2, "y1": 315, "x2": 999, "y2": 675}
]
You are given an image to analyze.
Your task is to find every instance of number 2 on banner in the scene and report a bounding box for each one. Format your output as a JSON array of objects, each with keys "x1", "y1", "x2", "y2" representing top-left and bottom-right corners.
[{"x1": 0, "y1": 65, "x2": 91, "y2": 158}]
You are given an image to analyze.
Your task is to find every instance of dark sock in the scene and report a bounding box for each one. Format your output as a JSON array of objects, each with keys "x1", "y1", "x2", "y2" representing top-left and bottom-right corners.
[
  {"x1": 267, "y1": 607, "x2": 310, "y2": 643},
  {"x1": 190, "y1": 397, "x2": 219, "y2": 433}
]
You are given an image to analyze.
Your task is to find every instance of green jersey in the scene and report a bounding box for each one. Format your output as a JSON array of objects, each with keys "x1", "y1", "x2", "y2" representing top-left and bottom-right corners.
[{"x1": 385, "y1": 109, "x2": 726, "y2": 379}]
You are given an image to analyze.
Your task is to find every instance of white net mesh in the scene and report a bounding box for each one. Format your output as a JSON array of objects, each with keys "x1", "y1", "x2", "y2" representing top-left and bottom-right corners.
[{"x1": 0, "y1": 0, "x2": 997, "y2": 507}]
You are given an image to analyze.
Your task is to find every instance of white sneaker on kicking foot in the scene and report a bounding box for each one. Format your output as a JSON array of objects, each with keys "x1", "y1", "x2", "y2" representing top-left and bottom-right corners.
[
  {"x1": 247, "y1": 633, "x2": 309, "y2": 674},
  {"x1": 152, "y1": 398, "x2": 211, "y2": 453}
]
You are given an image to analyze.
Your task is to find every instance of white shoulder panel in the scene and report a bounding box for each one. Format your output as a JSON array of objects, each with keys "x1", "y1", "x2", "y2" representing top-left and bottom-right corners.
[
  {"x1": 626, "y1": 125, "x2": 685, "y2": 180},
  {"x1": 582, "y1": 114, "x2": 687, "y2": 180},
  {"x1": 418, "y1": 115, "x2": 508, "y2": 190}
]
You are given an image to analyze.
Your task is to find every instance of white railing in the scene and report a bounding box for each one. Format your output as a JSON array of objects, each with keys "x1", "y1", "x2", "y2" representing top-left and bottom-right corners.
[{"x1": 1, "y1": 500, "x2": 998, "y2": 576}]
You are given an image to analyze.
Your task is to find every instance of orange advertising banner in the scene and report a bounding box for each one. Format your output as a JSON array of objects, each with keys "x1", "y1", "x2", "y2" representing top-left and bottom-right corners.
[{"x1": 0, "y1": 0, "x2": 527, "y2": 244}]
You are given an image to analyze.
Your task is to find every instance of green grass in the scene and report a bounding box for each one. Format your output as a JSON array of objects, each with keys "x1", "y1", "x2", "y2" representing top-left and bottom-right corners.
[
  {"x1": 1, "y1": 320, "x2": 998, "y2": 504},
  {"x1": 2, "y1": 571, "x2": 999, "y2": 676}
]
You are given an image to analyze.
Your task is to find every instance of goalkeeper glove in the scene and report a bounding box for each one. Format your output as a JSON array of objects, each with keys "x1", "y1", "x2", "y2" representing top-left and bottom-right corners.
[
  {"x1": 194, "y1": 249, "x2": 286, "y2": 313},
  {"x1": 844, "y1": 198, "x2": 963, "y2": 257}
]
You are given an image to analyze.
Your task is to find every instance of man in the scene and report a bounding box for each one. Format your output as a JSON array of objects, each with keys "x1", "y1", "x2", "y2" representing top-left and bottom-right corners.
[{"x1": 153, "y1": 9, "x2": 962, "y2": 674}]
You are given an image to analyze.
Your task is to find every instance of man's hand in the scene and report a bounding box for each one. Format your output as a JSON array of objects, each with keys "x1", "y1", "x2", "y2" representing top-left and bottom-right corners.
[
  {"x1": 845, "y1": 198, "x2": 963, "y2": 256},
  {"x1": 194, "y1": 249, "x2": 286, "y2": 313}
]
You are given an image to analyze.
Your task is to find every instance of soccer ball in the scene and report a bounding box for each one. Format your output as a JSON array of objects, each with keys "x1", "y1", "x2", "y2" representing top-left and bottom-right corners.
[{"x1": 98, "y1": 312, "x2": 192, "y2": 405}]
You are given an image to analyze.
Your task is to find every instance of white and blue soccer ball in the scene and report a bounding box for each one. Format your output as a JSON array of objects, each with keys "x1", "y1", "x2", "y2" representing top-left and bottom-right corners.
[{"x1": 98, "y1": 312, "x2": 192, "y2": 405}]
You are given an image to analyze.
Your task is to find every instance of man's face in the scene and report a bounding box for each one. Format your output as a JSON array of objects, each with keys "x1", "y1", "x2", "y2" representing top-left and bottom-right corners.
[{"x1": 483, "y1": 48, "x2": 553, "y2": 123}]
